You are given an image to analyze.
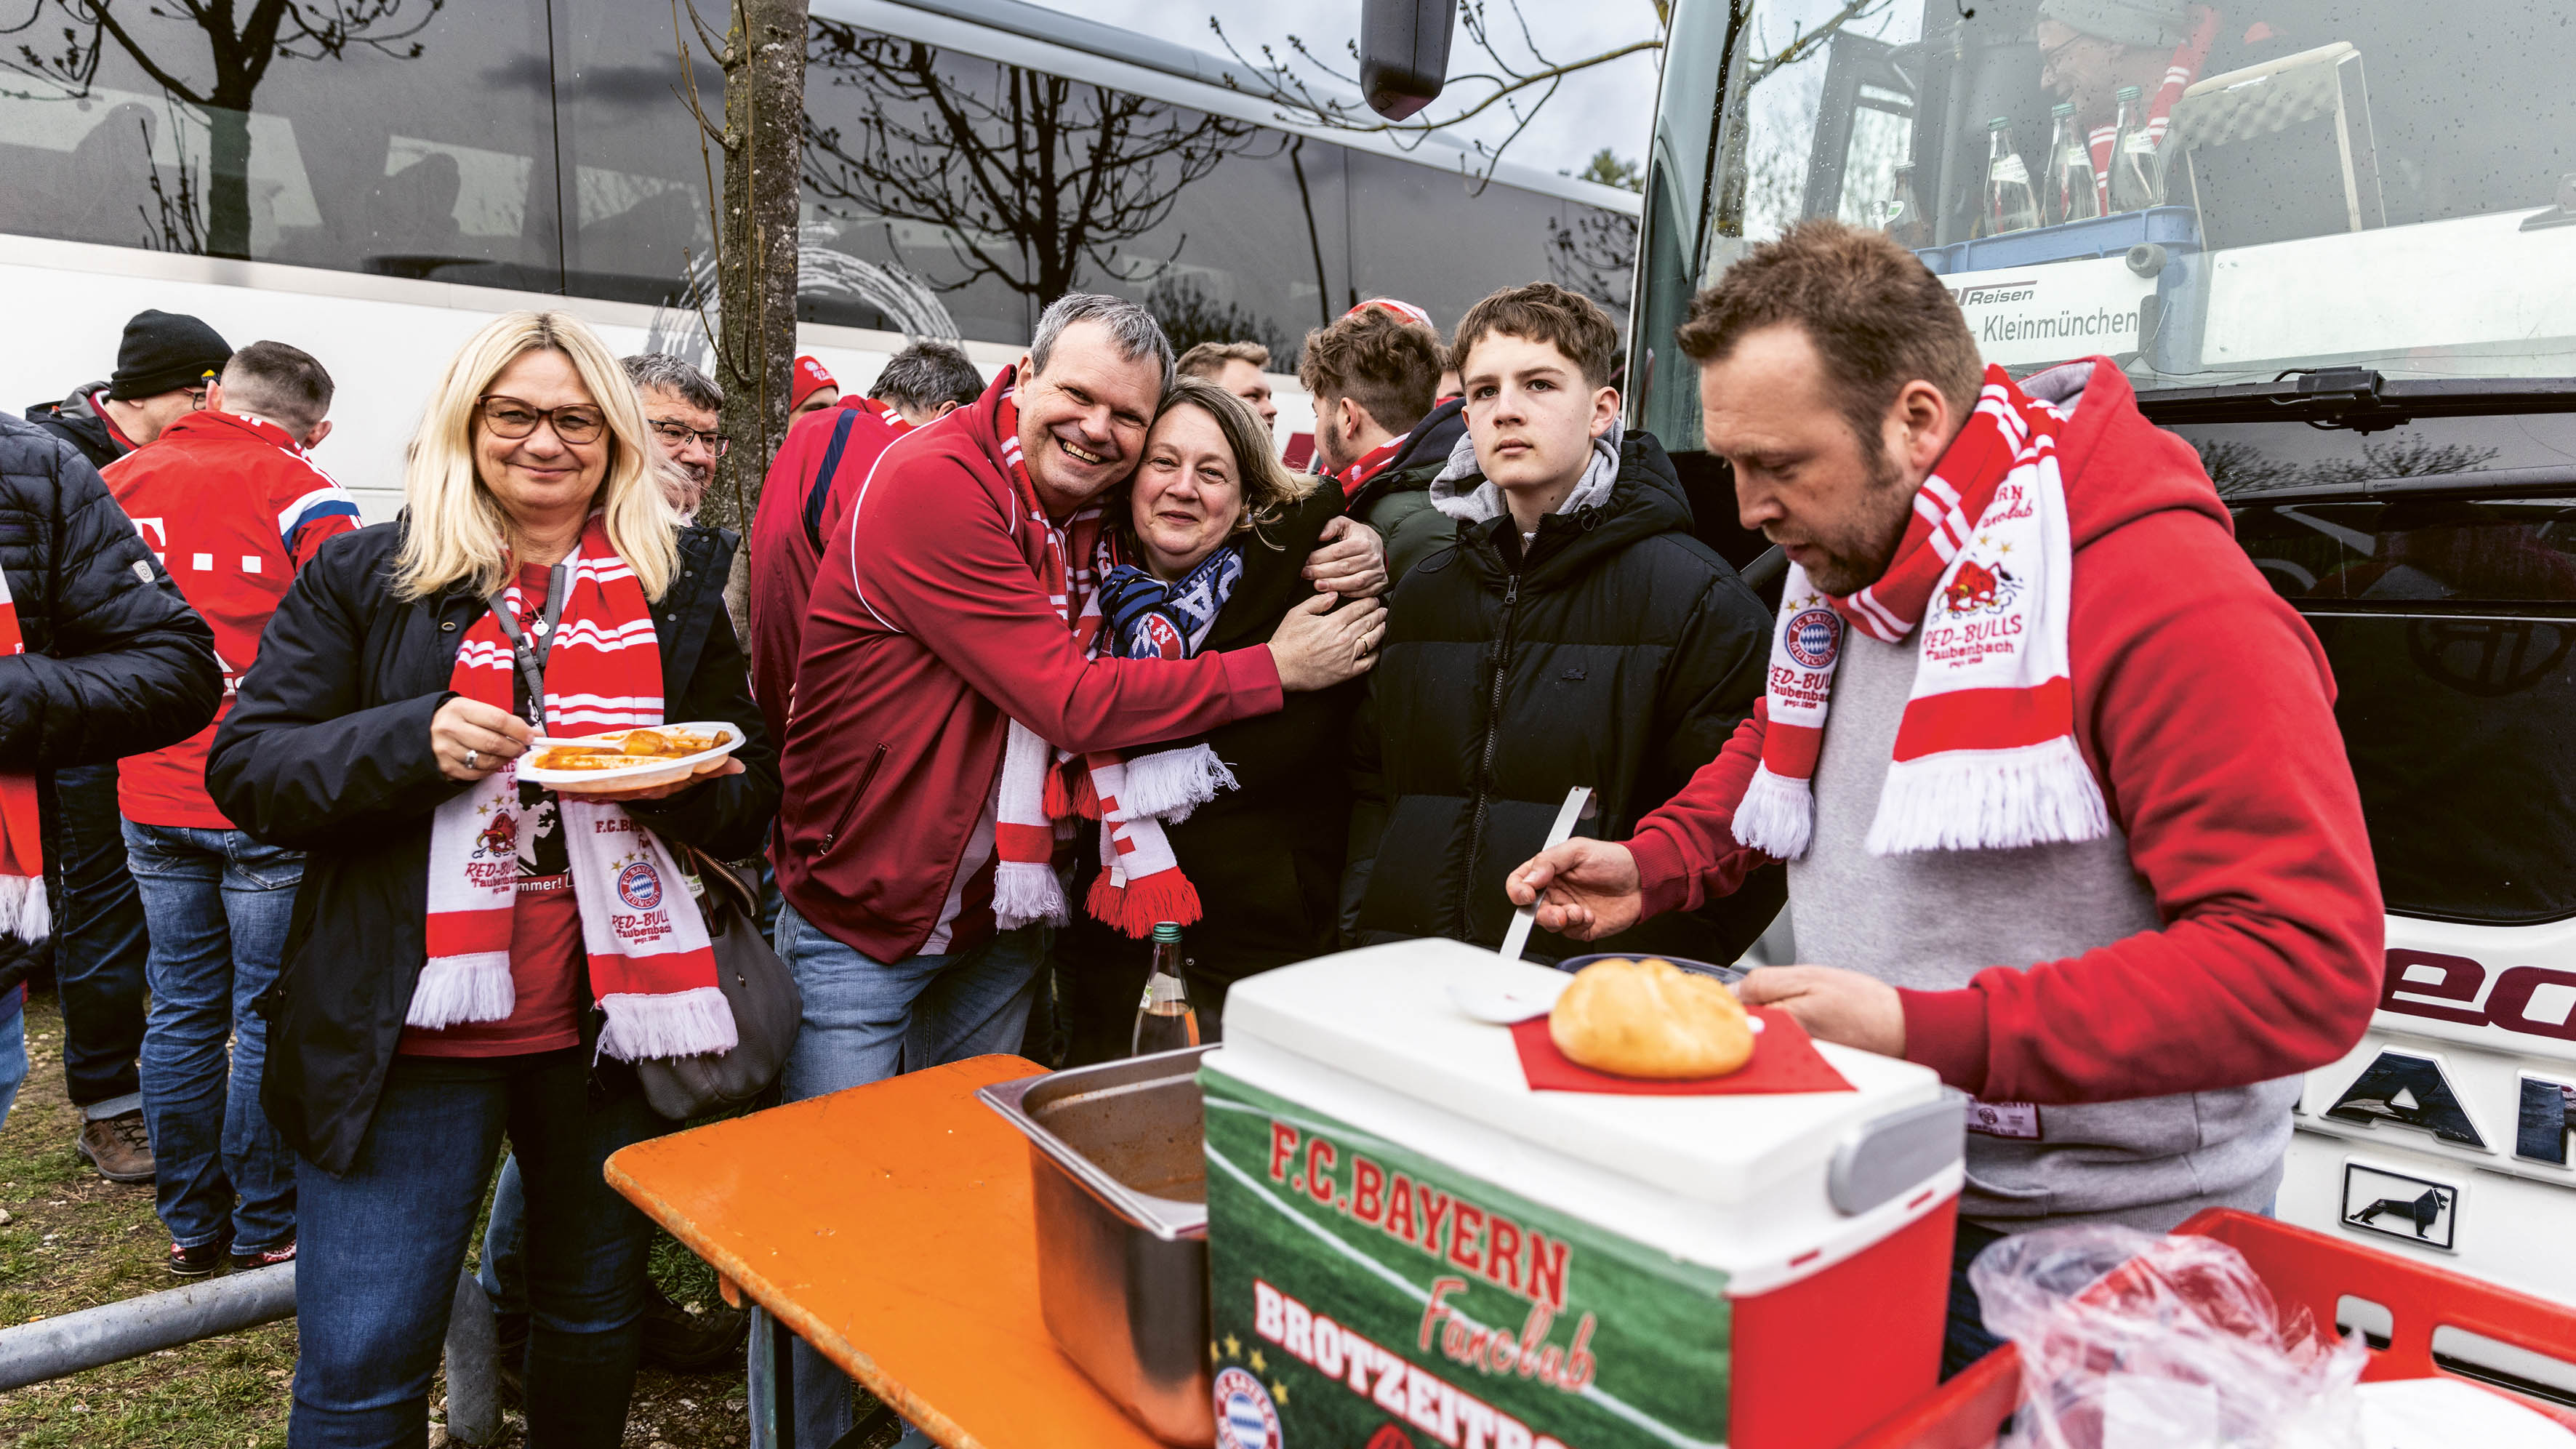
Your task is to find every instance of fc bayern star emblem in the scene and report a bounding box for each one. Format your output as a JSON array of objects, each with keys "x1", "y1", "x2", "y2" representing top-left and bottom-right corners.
[
  {"x1": 1213, "y1": 1367, "x2": 1283, "y2": 1449},
  {"x1": 1785, "y1": 607, "x2": 1841, "y2": 670}
]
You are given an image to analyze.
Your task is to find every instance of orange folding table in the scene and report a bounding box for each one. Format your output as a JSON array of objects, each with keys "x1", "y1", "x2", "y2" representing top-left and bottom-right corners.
[{"x1": 604, "y1": 1054, "x2": 1167, "y2": 1449}]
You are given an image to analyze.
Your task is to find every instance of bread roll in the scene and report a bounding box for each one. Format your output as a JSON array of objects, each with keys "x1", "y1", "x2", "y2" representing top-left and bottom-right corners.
[{"x1": 1548, "y1": 957, "x2": 1756, "y2": 1079}]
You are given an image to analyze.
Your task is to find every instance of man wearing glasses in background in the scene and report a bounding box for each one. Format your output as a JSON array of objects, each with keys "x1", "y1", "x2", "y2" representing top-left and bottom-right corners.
[{"x1": 622, "y1": 353, "x2": 726, "y2": 521}]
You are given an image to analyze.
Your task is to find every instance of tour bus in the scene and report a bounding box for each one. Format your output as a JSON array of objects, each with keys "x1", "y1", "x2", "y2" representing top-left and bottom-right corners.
[
  {"x1": 1630, "y1": 0, "x2": 2576, "y2": 1366},
  {"x1": 0, "y1": 0, "x2": 1638, "y2": 518}
]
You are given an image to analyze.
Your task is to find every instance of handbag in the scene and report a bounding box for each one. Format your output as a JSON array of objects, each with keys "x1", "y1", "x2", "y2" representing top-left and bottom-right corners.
[{"x1": 631, "y1": 846, "x2": 803, "y2": 1121}]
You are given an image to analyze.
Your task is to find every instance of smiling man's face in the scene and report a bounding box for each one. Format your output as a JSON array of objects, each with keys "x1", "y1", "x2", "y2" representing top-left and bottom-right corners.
[{"x1": 1014, "y1": 320, "x2": 1163, "y2": 518}]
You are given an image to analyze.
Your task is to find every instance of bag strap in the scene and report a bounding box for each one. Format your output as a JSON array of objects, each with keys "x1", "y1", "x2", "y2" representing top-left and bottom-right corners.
[
  {"x1": 680, "y1": 840, "x2": 761, "y2": 923},
  {"x1": 803, "y1": 406, "x2": 862, "y2": 556}
]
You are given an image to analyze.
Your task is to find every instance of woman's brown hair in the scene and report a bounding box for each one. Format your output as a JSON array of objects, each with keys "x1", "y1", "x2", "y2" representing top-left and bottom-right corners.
[{"x1": 1127, "y1": 376, "x2": 1317, "y2": 552}]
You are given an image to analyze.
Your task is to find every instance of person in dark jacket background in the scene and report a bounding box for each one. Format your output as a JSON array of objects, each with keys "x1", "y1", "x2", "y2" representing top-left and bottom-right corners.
[
  {"x1": 1345, "y1": 282, "x2": 1783, "y2": 963},
  {"x1": 1051, "y1": 379, "x2": 1370, "y2": 1063},
  {"x1": 209, "y1": 310, "x2": 777, "y2": 1449},
  {"x1": 23, "y1": 306, "x2": 235, "y2": 1184},
  {"x1": 0, "y1": 412, "x2": 223, "y2": 1128},
  {"x1": 1302, "y1": 306, "x2": 1451, "y2": 587}
]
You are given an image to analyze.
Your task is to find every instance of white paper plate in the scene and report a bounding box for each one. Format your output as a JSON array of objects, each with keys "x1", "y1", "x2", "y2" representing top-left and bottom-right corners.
[{"x1": 515, "y1": 721, "x2": 745, "y2": 794}]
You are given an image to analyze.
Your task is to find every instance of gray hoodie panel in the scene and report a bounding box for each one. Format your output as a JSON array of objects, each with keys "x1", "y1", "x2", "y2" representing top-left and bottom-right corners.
[{"x1": 1787, "y1": 625, "x2": 2295, "y2": 1231}]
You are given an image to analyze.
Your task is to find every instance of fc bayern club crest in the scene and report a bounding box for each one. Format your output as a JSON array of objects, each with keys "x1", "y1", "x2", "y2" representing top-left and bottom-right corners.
[
  {"x1": 1784, "y1": 607, "x2": 1841, "y2": 670},
  {"x1": 1213, "y1": 1367, "x2": 1283, "y2": 1449},
  {"x1": 616, "y1": 859, "x2": 663, "y2": 911}
]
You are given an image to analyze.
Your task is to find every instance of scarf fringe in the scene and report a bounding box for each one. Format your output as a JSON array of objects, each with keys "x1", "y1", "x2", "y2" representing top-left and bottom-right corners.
[
  {"x1": 1730, "y1": 765, "x2": 1816, "y2": 861},
  {"x1": 994, "y1": 859, "x2": 1069, "y2": 930},
  {"x1": 1116, "y1": 745, "x2": 1236, "y2": 824},
  {"x1": 0, "y1": 875, "x2": 49, "y2": 944},
  {"x1": 1044, "y1": 762, "x2": 1101, "y2": 821},
  {"x1": 1086, "y1": 862, "x2": 1204, "y2": 939},
  {"x1": 1864, "y1": 736, "x2": 2111, "y2": 856},
  {"x1": 595, "y1": 985, "x2": 739, "y2": 1061},
  {"x1": 405, "y1": 951, "x2": 515, "y2": 1030}
]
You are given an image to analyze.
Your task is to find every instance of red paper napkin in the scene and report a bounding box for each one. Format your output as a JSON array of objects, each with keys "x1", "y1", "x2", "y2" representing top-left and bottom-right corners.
[{"x1": 1510, "y1": 1006, "x2": 1855, "y2": 1095}]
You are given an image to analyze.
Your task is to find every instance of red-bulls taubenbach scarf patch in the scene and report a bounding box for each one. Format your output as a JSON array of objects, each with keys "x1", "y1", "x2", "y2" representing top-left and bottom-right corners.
[
  {"x1": 413, "y1": 515, "x2": 737, "y2": 1059},
  {"x1": 1734, "y1": 364, "x2": 2109, "y2": 859}
]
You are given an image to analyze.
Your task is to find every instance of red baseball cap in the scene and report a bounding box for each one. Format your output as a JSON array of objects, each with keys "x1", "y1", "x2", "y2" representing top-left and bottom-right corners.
[
  {"x1": 791, "y1": 355, "x2": 838, "y2": 409},
  {"x1": 1344, "y1": 297, "x2": 1436, "y2": 331}
]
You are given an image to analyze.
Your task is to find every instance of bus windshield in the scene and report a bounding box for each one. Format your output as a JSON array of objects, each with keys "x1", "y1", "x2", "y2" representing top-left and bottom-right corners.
[{"x1": 1634, "y1": 0, "x2": 2576, "y2": 446}]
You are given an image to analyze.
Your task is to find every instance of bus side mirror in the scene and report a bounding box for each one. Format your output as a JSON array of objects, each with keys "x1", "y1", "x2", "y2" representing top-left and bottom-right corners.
[{"x1": 1359, "y1": 0, "x2": 1457, "y2": 121}]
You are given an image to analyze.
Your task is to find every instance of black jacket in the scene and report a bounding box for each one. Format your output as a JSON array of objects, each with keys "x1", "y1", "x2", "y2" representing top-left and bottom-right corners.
[
  {"x1": 1346, "y1": 430, "x2": 1786, "y2": 963},
  {"x1": 0, "y1": 414, "x2": 220, "y2": 773},
  {"x1": 23, "y1": 385, "x2": 125, "y2": 472},
  {"x1": 1056, "y1": 486, "x2": 1365, "y2": 1043},
  {"x1": 208, "y1": 521, "x2": 779, "y2": 1173},
  {"x1": 1347, "y1": 396, "x2": 1469, "y2": 588}
]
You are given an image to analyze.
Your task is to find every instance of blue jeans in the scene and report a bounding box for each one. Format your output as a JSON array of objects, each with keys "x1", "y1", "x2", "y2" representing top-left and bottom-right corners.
[
  {"x1": 44, "y1": 763, "x2": 148, "y2": 1111},
  {"x1": 0, "y1": 988, "x2": 26, "y2": 1128},
  {"x1": 771, "y1": 901, "x2": 1048, "y2": 1446},
  {"x1": 292, "y1": 1048, "x2": 659, "y2": 1449},
  {"x1": 1943, "y1": 1217, "x2": 2012, "y2": 1380},
  {"x1": 126, "y1": 822, "x2": 300, "y2": 1252}
]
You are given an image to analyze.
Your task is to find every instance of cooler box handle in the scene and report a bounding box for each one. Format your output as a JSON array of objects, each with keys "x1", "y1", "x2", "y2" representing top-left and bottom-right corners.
[{"x1": 1831, "y1": 1090, "x2": 1967, "y2": 1216}]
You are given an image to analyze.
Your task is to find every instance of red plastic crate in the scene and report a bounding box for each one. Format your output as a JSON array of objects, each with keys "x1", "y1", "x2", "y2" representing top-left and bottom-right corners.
[{"x1": 1844, "y1": 1208, "x2": 2576, "y2": 1449}]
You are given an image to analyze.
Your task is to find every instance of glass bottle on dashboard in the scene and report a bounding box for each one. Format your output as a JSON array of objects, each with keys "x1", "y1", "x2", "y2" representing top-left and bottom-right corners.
[
  {"x1": 1976, "y1": 116, "x2": 2041, "y2": 238},
  {"x1": 1133, "y1": 922, "x2": 1201, "y2": 1055},
  {"x1": 2043, "y1": 101, "x2": 2100, "y2": 227},
  {"x1": 2107, "y1": 84, "x2": 2164, "y2": 212},
  {"x1": 1883, "y1": 162, "x2": 1930, "y2": 247}
]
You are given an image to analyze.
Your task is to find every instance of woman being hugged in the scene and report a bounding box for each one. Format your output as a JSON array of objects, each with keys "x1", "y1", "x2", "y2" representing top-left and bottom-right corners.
[
  {"x1": 211, "y1": 310, "x2": 777, "y2": 1448},
  {"x1": 1053, "y1": 377, "x2": 1373, "y2": 1061}
]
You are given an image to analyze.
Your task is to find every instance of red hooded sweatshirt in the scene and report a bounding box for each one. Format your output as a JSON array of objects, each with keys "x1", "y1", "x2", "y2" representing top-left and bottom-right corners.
[
  {"x1": 775, "y1": 368, "x2": 1284, "y2": 960},
  {"x1": 748, "y1": 396, "x2": 912, "y2": 750},
  {"x1": 1626, "y1": 361, "x2": 2383, "y2": 1105}
]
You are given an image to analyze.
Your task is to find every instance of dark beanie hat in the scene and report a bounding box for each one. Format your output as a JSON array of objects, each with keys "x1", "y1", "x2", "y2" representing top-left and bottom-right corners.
[{"x1": 109, "y1": 310, "x2": 232, "y2": 401}]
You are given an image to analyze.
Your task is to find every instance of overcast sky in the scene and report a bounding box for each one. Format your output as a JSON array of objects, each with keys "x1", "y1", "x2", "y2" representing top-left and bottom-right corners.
[{"x1": 1016, "y1": 0, "x2": 1669, "y2": 180}]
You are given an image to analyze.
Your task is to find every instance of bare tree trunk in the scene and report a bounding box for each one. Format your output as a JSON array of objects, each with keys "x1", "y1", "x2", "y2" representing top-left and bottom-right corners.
[
  {"x1": 705, "y1": 0, "x2": 806, "y2": 620},
  {"x1": 206, "y1": 103, "x2": 256, "y2": 260}
]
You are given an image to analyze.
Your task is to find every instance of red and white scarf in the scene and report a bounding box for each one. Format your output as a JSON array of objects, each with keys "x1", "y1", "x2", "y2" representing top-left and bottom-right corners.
[
  {"x1": 411, "y1": 515, "x2": 737, "y2": 1059},
  {"x1": 1733, "y1": 366, "x2": 2109, "y2": 860},
  {"x1": 1335, "y1": 430, "x2": 1411, "y2": 501},
  {"x1": 860, "y1": 396, "x2": 915, "y2": 434},
  {"x1": 987, "y1": 386, "x2": 1229, "y2": 938},
  {"x1": 2086, "y1": 4, "x2": 2219, "y2": 212},
  {"x1": 0, "y1": 569, "x2": 44, "y2": 945}
]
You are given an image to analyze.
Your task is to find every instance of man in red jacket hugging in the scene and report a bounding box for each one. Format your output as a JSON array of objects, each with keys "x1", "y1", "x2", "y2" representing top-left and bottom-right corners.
[
  {"x1": 1507, "y1": 221, "x2": 2383, "y2": 1376},
  {"x1": 774, "y1": 292, "x2": 1387, "y2": 1442}
]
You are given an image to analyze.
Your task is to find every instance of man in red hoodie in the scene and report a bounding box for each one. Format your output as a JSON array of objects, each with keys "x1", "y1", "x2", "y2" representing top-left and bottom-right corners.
[
  {"x1": 1507, "y1": 221, "x2": 2383, "y2": 1376},
  {"x1": 103, "y1": 340, "x2": 359, "y2": 1277},
  {"x1": 773, "y1": 293, "x2": 1386, "y2": 1443}
]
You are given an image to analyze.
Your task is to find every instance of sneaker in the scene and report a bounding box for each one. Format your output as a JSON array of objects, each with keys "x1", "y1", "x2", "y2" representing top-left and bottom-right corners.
[
  {"x1": 228, "y1": 1235, "x2": 297, "y2": 1272},
  {"x1": 493, "y1": 1309, "x2": 527, "y2": 1409},
  {"x1": 77, "y1": 1110, "x2": 156, "y2": 1184},
  {"x1": 641, "y1": 1285, "x2": 750, "y2": 1374},
  {"x1": 169, "y1": 1236, "x2": 230, "y2": 1279}
]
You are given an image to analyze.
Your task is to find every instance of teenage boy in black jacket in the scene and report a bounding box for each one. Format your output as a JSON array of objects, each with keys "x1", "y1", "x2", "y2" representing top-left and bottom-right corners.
[{"x1": 1344, "y1": 283, "x2": 1784, "y2": 962}]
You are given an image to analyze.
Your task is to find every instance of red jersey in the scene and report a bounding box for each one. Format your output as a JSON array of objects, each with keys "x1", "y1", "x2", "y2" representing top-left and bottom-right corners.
[
  {"x1": 103, "y1": 409, "x2": 361, "y2": 827},
  {"x1": 747, "y1": 395, "x2": 912, "y2": 749}
]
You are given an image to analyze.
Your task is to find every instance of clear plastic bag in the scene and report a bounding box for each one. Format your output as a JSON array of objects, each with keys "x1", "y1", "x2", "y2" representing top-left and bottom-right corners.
[{"x1": 1968, "y1": 1225, "x2": 2370, "y2": 1449}]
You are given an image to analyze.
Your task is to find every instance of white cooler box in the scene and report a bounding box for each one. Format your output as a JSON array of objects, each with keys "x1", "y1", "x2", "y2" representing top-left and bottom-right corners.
[{"x1": 1200, "y1": 939, "x2": 1967, "y2": 1449}]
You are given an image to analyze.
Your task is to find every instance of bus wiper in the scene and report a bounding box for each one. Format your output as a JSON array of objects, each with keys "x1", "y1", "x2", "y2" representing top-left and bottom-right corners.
[{"x1": 2138, "y1": 369, "x2": 2576, "y2": 434}]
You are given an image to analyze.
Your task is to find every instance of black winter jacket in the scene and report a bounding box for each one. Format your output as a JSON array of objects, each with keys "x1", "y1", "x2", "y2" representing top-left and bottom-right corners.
[
  {"x1": 23, "y1": 385, "x2": 124, "y2": 472},
  {"x1": 0, "y1": 414, "x2": 220, "y2": 773},
  {"x1": 209, "y1": 521, "x2": 779, "y2": 1173},
  {"x1": 1054, "y1": 485, "x2": 1365, "y2": 1043},
  {"x1": 1345, "y1": 430, "x2": 1785, "y2": 963}
]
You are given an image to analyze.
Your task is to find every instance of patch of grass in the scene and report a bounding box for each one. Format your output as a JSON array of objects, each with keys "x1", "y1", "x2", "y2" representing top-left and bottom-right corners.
[{"x1": 0, "y1": 986, "x2": 750, "y2": 1447}]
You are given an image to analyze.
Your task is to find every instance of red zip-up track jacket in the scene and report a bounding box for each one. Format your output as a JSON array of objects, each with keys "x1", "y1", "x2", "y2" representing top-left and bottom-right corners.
[
  {"x1": 774, "y1": 369, "x2": 1284, "y2": 961},
  {"x1": 1627, "y1": 362, "x2": 2383, "y2": 1105},
  {"x1": 748, "y1": 396, "x2": 911, "y2": 750}
]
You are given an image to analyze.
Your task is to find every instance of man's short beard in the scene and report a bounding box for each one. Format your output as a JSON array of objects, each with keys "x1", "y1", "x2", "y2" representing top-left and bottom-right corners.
[{"x1": 1802, "y1": 441, "x2": 1913, "y2": 597}]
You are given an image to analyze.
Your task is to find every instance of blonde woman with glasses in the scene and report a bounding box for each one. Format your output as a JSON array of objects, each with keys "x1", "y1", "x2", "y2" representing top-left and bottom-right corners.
[{"x1": 209, "y1": 310, "x2": 778, "y2": 1448}]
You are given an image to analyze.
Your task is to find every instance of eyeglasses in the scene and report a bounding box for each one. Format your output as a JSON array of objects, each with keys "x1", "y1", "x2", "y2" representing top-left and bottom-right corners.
[
  {"x1": 477, "y1": 396, "x2": 605, "y2": 445},
  {"x1": 182, "y1": 388, "x2": 209, "y2": 411},
  {"x1": 648, "y1": 418, "x2": 730, "y2": 457}
]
